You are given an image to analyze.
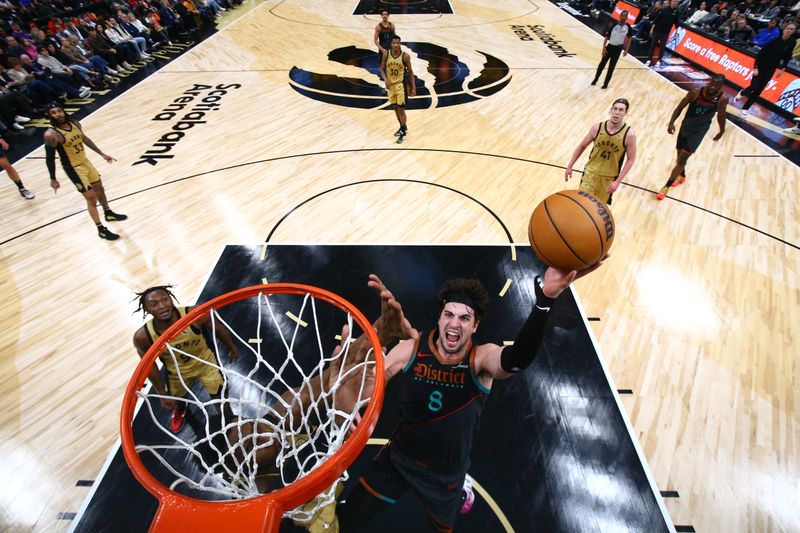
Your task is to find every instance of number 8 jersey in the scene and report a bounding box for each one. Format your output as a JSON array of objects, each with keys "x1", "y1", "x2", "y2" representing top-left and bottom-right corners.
[
  {"x1": 392, "y1": 329, "x2": 489, "y2": 473},
  {"x1": 585, "y1": 121, "x2": 631, "y2": 178}
]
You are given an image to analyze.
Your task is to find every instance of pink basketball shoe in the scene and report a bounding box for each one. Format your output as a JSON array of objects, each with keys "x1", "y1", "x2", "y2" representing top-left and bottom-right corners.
[{"x1": 459, "y1": 477, "x2": 475, "y2": 514}]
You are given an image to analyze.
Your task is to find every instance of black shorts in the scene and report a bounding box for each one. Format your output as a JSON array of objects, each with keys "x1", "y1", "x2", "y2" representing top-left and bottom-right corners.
[
  {"x1": 676, "y1": 127, "x2": 709, "y2": 153},
  {"x1": 358, "y1": 444, "x2": 465, "y2": 532}
]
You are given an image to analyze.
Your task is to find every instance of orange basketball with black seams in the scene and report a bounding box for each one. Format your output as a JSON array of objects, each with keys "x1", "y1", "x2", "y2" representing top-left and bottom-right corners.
[{"x1": 528, "y1": 190, "x2": 615, "y2": 271}]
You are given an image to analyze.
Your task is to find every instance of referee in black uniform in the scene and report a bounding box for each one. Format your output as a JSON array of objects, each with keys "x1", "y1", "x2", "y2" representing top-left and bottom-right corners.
[{"x1": 592, "y1": 11, "x2": 633, "y2": 89}]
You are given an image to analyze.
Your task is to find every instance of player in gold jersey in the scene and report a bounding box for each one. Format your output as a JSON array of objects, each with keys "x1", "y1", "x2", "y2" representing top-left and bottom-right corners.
[
  {"x1": 44, "y1": 105, "x2": 127, "y2": 240},
  {"x1": 565, "y1": 98, "x2": 638, "y2": 205},
  {"x1": 133, "y1": 285, "x2": 240, "y2": 433},
  {"x1": 380, "y1": 35, "x2": 416, "y2": 143}
]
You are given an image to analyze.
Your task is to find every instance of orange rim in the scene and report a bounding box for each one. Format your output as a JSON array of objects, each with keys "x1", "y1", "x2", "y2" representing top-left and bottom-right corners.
[{"x1": 120, "y1": 283, "x2": 384, "y2": 532}]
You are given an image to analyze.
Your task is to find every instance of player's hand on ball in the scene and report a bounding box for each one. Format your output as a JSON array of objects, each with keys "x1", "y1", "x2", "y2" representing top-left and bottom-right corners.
[
  {"x1": 541, "y1": 253, "x2": 609, "y2": 298},
  {"x1": 574, "y1": 252, "x2": 608, "y2": 279}
]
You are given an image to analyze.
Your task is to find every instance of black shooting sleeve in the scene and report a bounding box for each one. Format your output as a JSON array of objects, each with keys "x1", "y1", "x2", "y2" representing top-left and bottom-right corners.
[
  {"x1": 500, "y1": 277, "x2": 557, "y2": 373},
  {"x1": 45, "y1": 144, "x2": 57, "y2": 180}
]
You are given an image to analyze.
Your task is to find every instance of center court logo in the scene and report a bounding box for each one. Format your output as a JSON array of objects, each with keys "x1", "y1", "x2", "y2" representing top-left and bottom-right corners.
[{"x1": 288, "y1": 42, "x2": 511, "y2": 110}]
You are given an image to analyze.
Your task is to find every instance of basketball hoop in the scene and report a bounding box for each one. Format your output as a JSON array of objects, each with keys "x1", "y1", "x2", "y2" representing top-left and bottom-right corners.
[{"x1": 121, "y1": 284, "x2": 384, "y2": 532}]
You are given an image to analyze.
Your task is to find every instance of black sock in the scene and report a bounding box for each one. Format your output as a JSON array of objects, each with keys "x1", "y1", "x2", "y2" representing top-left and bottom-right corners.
[
  {"x1": 14, "y1": 180, "x2": 24, "y2": 190},
  {"x1": 400, "y1": 124, "x2": 407, "y2": 132}
]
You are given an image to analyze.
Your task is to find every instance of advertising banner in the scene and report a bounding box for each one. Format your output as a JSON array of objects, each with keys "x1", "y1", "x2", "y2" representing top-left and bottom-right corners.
[
  {"x1": 667, "y1": 26, "x2": 800, "y2": 115},
  {"x1": 612, "y1": 1, "x2": 640, "y2": 24}
]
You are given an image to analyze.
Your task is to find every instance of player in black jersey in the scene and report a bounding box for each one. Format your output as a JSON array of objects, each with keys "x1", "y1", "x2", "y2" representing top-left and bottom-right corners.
[
  {"x1": 374, "y1": 10, "x2": 396, "y2": 58},
  {"x1": 657, "y1": 74, "x2": 727, "y2": 201},
  {"x1": 338, "y1": 261, "x2": 607, "y2": 532}
]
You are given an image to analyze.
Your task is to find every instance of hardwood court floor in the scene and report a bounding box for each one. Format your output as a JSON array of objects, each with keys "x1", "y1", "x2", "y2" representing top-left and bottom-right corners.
[{"x1": 0, "y1": 1, "x2": 798, "y2": 531}]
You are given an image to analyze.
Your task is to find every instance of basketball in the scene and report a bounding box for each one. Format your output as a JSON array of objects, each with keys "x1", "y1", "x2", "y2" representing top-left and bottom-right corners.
[{"x1": 528, "y1": 190, "x2": 615, "y2": 271}]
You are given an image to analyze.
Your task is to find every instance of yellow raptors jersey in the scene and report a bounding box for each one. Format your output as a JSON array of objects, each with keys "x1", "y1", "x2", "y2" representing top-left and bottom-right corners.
[
  {"x1": 54, "y1": 121, "x2": 89, "y2": 166},
  {"x1": 585, "y1": 121, "x2": 630, "y2": 177},
  {"x1": 145, "y1": 307, "x2": 217, "y2": 377},
  {"x1": 386, "y1": 51, "x2": 405, "y2": 87}
]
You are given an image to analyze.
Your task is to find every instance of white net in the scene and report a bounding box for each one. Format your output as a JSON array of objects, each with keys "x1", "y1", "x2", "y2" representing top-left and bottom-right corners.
[{"x1": 134, "y1": 289, "x2": 377, "y2": 524}]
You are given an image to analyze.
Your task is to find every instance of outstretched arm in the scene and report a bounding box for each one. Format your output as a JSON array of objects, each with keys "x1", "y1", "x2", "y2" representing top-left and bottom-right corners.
[
  {"x1": 76, "y1": 122, "x2": 115, "y2": 162},
  {"x1": 329, "y1": 325, "x2": 417, "y2": 433},
  {"x1": 350, "y1": 274, "x2": 419, "y2": 382},
  {"x1": 343, "y1": 273, "x2": 416, "y2": 365},
  {"x1": 275, "y1": 273, "x2": 417, "y2": 425},
  {"x1": 367, "y1": 273, "x2": 416, "y2": 344},
  {"x1": 565, "y1": 123, "x2": 600, "y2": 181},
  {"x1": 475, "y1": 257, "x2": 609, "y2": 383},
  {"x1": 237, "y1": 324, "x2": 386, "y2": 475}
]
